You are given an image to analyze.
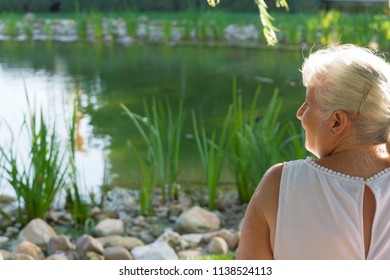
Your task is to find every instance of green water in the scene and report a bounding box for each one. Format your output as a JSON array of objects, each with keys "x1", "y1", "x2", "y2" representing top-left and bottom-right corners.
[{"x1": 0, "y1": 41, "x2": 306, "y2": 193}]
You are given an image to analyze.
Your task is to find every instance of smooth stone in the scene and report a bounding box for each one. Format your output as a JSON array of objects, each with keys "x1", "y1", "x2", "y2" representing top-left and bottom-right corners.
[
  {"x1": 12, "y1": 240, "x2": 45, "y2": 260},
  {"x1": 17, "y1": 218, "x2": 57, "y2": 248},
  {"x1": 177, "y1": 249, "x2": 204, "y2": 259},
  {"x1": 93, "y1": 218, "x2": 124, "y2": 237},
  {"x1": 131, "y1": 241, "x2": 178, "y2": 260},
  {"x1": 75, "y1": 235, "x2": 104, "y2": 258},
  {"x1": 97, "y1": 235, "x2": 144, "y2": 250},
  {"x1": 47, "y1": 235, "x2": 73, "y2": 257},
  {"x1": 175, "y1": 206, "x2": 220, "y2": 234},
  {"x1": 0, "y1": 236, "x2": 9, "y2": 246},
  {"x1": 103, "y1": 246, "x2": 133, "y2": 260},
  {"x1": 206, "y1": 236, "x2": 229, "y2": 255},
  {"x1": 46, "y1": 254, "x2": 68, "y2": 260}
]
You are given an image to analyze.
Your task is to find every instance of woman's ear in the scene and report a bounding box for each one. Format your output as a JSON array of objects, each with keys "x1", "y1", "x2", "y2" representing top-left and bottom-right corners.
[{"x1": 330, "y1": 110, "x2": 350, "y2": 136}]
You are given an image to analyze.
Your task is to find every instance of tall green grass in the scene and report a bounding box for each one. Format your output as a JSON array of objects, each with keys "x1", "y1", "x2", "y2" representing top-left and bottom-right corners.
[
  {"x1": 2, "y1": 14, "x2": 19, "y2": 38},
  {"x1": 192, "y1": 108, "x2": 232, "y2": 210},
  {"x1": 0, "y1": 98, "x2": 69, "y2": 225},
  {"x1": 65, "y1": 94, "x2": 90, "y2": 226},
  {"x1": 121, "y1": 98, "x2": 185, "y2": 204},
  {"x1": 227, "y1": 83, "x2": 307, "y2": 203}
]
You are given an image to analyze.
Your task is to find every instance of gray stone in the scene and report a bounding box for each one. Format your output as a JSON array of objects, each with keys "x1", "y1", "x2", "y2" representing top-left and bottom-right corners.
[
  {"x1": 12, "y1": 240, "x2": 45, "y2": 260},
  {"x1": 228, "y1": 232, "x2": 240, "y2": 250},
  {"x1": 131, "y1": 241, "x2": 178, "y2": 260},
  {"x1": 6, "y1": 226, "x2": 19, "y2": 236},
  {"x1": 0, "y1": 236, "x2": 9, "y2": 246},
  {"x1": 123, "y1": 195, "x2": 137, "y2": 211},
  {"x1": 97, "y1": 235, "x2": 144, "y2": 250},
  {"x1": 206, "y1": 237, "x2": 228, "y2": 255},
  {"x1": 17, "y1": 218, "x2": 57, "y2": 248},
  {"x1": 47, "y1": 235, "x2": 73, "y2": 257},
  {"x1": 93, "y1": 218, "x2": 124, "y2": 237},
  {"x1": 13, "y1": 253, "x2": 35, "y2": 260},
  {"x1": 175, "y1": 206, "x2": 220, "y2": 234},
  {"x1": 203, "y1": 229, "x2": 233, "y2": 243},
  {"x1": 46, "y1": 254, "x2": 68, "y2": 260},
  {"x1": 75, "y1": 235, "x2": 104, "y2": 258},
  {"x1": 156, "y1": 229, "x2": 181, "y2": 250},
  {"x1": 104, "y1": 246, "x2": 133, "y2": 260},
  {"x1": 0, "y1": 250, "x2": 10, "y2": 260},
  {"x1": 85, "y1": 251, "x2": 104, "y2": 260}
]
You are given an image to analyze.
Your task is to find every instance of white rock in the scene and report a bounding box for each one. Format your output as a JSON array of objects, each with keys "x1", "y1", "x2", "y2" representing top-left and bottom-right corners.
[
  {"x1": 177, "y1": 249, "x2": 203, "y2": 259},
  {"x1": 131, "y1": 241, "x2": 178, "y2": 260}
]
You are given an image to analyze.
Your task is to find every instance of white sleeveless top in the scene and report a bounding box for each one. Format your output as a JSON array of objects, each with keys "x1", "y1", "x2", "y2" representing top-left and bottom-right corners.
[{"x1": 274, "y1": 157, "x2": 390, "y2": 260}]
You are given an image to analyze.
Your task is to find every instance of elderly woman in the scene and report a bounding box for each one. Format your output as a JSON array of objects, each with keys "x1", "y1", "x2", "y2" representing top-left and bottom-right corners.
[{"x1": 237, "y1": 44, "x2": 390, "y2": 260}]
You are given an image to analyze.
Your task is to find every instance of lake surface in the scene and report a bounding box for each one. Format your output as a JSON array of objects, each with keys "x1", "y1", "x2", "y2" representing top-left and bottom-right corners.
[{"x1": 0, "y1": 41, "x2": 307, "y2": 197}]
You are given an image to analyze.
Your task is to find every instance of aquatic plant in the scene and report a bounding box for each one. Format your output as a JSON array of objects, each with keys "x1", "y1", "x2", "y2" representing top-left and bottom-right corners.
[
  {"x1": 192, "y1": 108, "x2": 232, "y2": 210},
  {"x1": 121, "y1": 98, "x2": 185, "y2": 203},
  {"x1": 65, "y1": 94, "x2": 91, "y2": 226},
  {"x1": 227, "y1": 82, "x2": 307, "y2": 203},
  {"x1": 0, "y1": 97, "x2": 69, "y2": 225}
]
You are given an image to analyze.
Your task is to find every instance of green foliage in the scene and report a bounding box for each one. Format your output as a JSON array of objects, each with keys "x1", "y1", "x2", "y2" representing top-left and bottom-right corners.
[
  {"x1": 227, "y1": 82, "x2": 307, "y2": 203},
  {"x1": 0, "y1": 97, "x2": 69, "y2": 225},
  {"x1": 2, "y1": 14, "x2": 19, "y2": 38},
  {"x1": 127, "y1": 140, "x2": 157, "y2": 216},
  {"x1": 192, "y1": 108, "x2": 232, "y2": 210},
  {"x1": 207, "y1": 0, "x2": 289, "y2": 45},
  {"x1": 65, "y1": 94, "x2": 91, "y2": 226},
  {"x1": 121, "y1": 98, "x2": 185, "y2": 204}
]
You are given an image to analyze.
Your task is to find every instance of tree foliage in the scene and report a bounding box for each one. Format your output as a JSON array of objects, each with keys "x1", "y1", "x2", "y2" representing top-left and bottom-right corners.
[{"x1": 207, "y1": 0, "x2": 289, "y2": 46}]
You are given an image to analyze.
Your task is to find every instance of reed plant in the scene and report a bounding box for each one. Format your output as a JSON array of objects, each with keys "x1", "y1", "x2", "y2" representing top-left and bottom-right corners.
[
  {"x1": 127, "y1": 140, "x2": 157, "y2": 216},
  {"x1": 75, "y1": 13, "x2": 89, "y2": 40},
  {"x1": 65, "y1": 95, "x2": 90, "y2": 226},
  {"x1": 192, "y1": 108, "x2": 232, "y2": 210},
  {"x1": 44, "y1": 20, "x2": 54, "y2": 39},
  {"x1": 0, "y1": 98, "x2": 69, "y2": 225},
  {"x1": 3, "y1": 14, "x2": 19, "y2": 38},
  {"x1": 227, "y1": 82, "x2": 307, "y2": 203},
  {"x1": 121, "y1": 98, "x2": 185, "y2": 203},
  {"x1": 22, "y1": 21, "x2": 34, "y2": 39},
  {"x1": 227, "y1": 81, "x2": 262, "y2": 202},
  {"x1": 124, "y1": 12, "x2": 138, "y2": 37},
  {"x1": 91, "y1": 12, "x2": 104, "y2": 39},
  {"x1": 162, "y1": 20, "x2": 172, "y2": 43}
]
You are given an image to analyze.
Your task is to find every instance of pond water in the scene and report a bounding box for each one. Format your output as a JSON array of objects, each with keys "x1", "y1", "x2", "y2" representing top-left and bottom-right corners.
[{"x1": 0, "y1": 41, "x2": 307, "y2": 197}]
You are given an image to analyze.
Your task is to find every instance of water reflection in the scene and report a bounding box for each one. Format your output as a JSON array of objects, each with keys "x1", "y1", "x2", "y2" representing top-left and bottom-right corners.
[
  {"x1": 0, "y1": 58, "x2": 107, "y2": 197},
  {"x1": 0, "y1": 41, "x2": 307, "y2": 196}
]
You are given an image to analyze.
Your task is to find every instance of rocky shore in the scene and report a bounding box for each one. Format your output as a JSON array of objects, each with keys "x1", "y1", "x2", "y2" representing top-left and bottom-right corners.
[
  {"x1": 0, "y1": 14, "x2": 263, "y2": 47},
  {"x1": 0, "y1": 187, "x2": 246, "y2": 260}
]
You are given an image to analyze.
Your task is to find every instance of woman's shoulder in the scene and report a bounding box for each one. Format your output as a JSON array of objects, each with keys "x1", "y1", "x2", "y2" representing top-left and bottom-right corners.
[{"x1": 252, "y1": 163, "x2": 284, "y2": 211}]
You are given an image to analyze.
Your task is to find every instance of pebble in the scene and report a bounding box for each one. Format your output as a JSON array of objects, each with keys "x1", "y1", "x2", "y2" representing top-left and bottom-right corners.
[{"x1": 0, "y1": 187, "x2": 244, "y2": 260}]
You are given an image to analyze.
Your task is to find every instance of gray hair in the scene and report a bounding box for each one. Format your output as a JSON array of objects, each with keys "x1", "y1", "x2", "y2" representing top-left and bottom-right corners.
[{"x1": 301, "y1": 44, "x2": 390, "y2": 149}]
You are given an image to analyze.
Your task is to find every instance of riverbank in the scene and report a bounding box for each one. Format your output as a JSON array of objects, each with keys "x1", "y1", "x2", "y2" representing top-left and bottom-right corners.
[
  {"x1": 0, "y1": 11, "x2": 388, "y2": 51},
  {"x1": 0, "y1": 187, "x2": 245, "y2": 260}
]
